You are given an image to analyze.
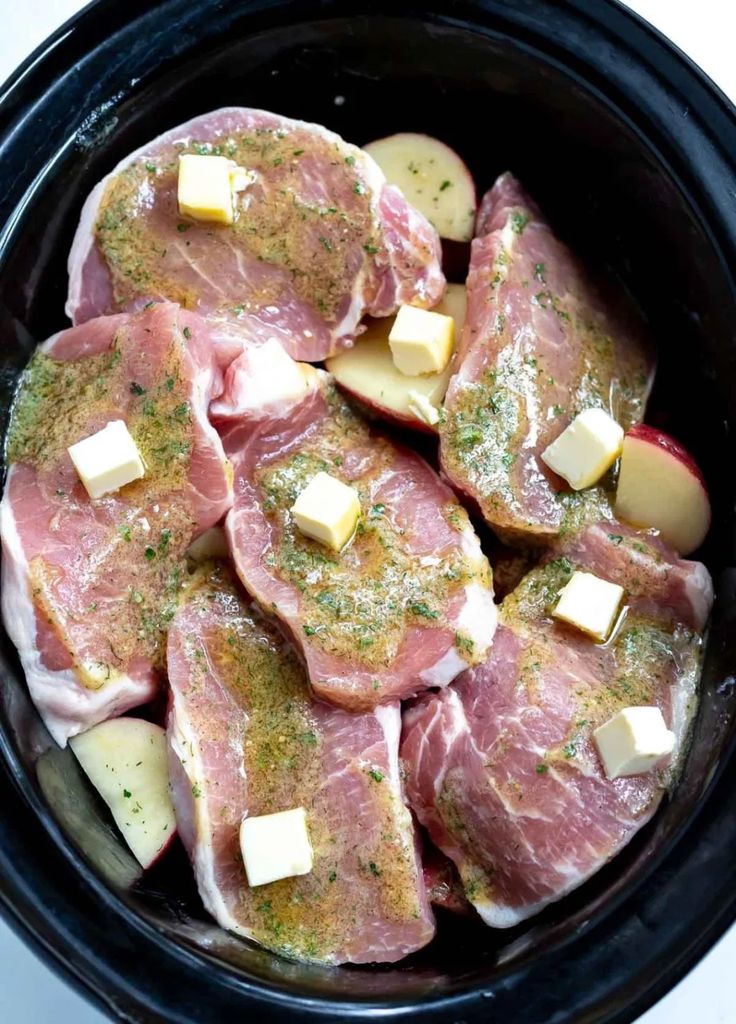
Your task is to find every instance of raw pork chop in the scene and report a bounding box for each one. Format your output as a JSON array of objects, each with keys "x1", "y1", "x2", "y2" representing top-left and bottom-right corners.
[
  {"x1": 401, "y1": 521, "x2": 713, "y2": 927},
  {"x1": 1, "y1": 303, "x2": 233, "y2": 745},
  {"x1": 167, "y1": 563, "x2": 434, "y2": 964},
  {"x1": 440, "y1": 173, "x2": 654, "y2": 543},
  {"x1": 67, "y1": 107, "x2": 445, "y2": 361},
  {"x1": 212, "y1": 343, "x2": 496, "y2": 711}
]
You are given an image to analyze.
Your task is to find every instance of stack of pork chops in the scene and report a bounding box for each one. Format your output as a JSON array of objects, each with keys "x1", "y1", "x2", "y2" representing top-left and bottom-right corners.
[{"x1": 0, "y1": 107, "x2": 713, "y2": 965}]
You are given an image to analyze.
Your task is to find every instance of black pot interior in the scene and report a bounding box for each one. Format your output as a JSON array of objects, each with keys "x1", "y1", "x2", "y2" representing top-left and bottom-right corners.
[{"x1": 1, "y1": 2, "x2": 736, "y2": 1017}]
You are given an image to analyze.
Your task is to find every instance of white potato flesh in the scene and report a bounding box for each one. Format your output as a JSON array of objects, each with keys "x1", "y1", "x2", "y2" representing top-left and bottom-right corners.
[
  {"x1": 326, "y1": 284, "x2": 467, "y2": 433},
  {"x1": 363, "y1": 133, "x2": 476, "y2": 242},
  {"x1": 614, "y1": 428, "x2": 711, "y2": 556},
  {"x1": 70, "y1": 718, "x2": 176, "y2": 869}
]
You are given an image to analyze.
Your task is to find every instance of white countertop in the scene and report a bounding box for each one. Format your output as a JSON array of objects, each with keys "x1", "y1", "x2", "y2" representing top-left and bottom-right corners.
[{"x1": 0, "y1": 1, "x2": 733, "y2": 1021}]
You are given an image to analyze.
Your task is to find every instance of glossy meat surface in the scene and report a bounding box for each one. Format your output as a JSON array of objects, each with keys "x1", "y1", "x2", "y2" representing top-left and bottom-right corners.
[
  {"x1": 213, "y1": 346, "x2": 497, "y2": 711},
  {"x1": 167, "y1": 564, "x2": 434, "y2": 963},
  {"x1": 401, "y1": 521, "x2": 713, "y2": 927},
  {"x1": 1, "y1": 303, "x2": 232, "y2": 744},
  {"x1": 67, "y1": 107, "x2": 445, "y2": 361},
  {"x1": 440, "y1": 173, "x2": 654, "y2": 542}
]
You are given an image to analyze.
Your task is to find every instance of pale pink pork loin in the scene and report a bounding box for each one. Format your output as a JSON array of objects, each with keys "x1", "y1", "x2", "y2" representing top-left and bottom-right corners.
[
  {"x1": 1, "y1": 303, "x2": 233, "y2": 745},
  {"x1": 66, "y1": 107, "x2": 445, "y2": 361},
  {"x1": 167, "y1": 563, "x2": 434, "y2": 963},
  {"x1": 211, "y1": 341, "x2": 497, "y2": 711},
  {"x1": 401, "y1": 521, "x2": 713, "y2": 927},
  {"x1": 440, "y1": 173, "x2": 654, "y2": 543}
]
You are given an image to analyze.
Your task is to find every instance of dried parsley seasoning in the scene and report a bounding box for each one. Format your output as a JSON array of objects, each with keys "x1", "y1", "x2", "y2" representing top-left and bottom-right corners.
[
  {"x1": 181, "y1": 569, "x2": 355, "y2": 962},
  {"x1": 94, "y1": 126, "x2": 377, "y2": 323},
  {"x1": 7, "y1": 329, "x2": 199, "y2": 683},
  {"x1": 256, "y1": 392, "x2": 487, "y2": 669}
]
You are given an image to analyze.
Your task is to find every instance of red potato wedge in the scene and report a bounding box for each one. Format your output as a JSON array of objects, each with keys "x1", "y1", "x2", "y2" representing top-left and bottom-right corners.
[
  {"x1": 363, "y1": 133, "x2": 476, "y2": 242},
  {"x1": 326, "y1": 284, "x2": 467, "y2": 433},
  {"x1": 70, "y1": 718, "x2": 177, "y2": 869},
  {"x1": 614, "y1": 424, "x2": 711, "y2": 555}
]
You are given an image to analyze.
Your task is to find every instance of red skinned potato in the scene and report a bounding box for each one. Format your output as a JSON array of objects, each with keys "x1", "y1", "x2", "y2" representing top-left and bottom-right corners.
[
  {"x1": 70, "y1": 718, "x2": 177, "y2": 869},
  {"x1": 614, "y1": 424, "x2": 711, "y2": 555},
  {"x1": 363, "y1": 133, "x2": 476, "y2": 242},
  {"x1": 326, "y1": 284, "x2": 467, "y2": 433}
]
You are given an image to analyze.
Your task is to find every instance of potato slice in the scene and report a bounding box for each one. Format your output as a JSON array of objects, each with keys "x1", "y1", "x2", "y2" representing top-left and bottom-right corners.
[
  {"x1": 364, "y1": 133, "x2": 476, "y2": 242},
  {"x1": 70, "y1": 718, "x2": 177, "y2": 869},
  {"x1": 614, "y1": 425, "x2": 711, "y2": 555},
  {"x1": 327, "y1": 284, "x2": 466, "y2": 433}
]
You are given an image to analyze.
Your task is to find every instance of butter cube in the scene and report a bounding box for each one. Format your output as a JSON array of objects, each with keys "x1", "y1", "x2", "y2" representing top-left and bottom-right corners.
[
  {"x1": 68, "y1": 420, "x2": 145, "y2": 500},
  {"x1": 594, "y1": 706, "x2": 675, "y2": 778},
  {"x1": 178, "y1": 154, "x2": 250, "y2": 225},
  {"x1": 291, "y1": 472, "x2": 360, "y2": 551},
  {"x1": 541, "y1": 408, "x2": 624, "y2": 490},
  {"x1": 407, "y1": 389, "x2": 440, "y2": 426},
  {"x1": 389, "y1": 304, "x2": 455, "y2": 376},
  {"x1": 240, "y1": 807, "x2": 313, "y2": 887},
  {"x1": 552, "y1": 570, "x2": 624, "y2": 642}
]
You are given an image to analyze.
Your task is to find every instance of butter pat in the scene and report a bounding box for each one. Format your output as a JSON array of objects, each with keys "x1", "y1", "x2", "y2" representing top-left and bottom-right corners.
[
  {"x1": 552, "y1": 570, "x2": 624, "y2": 642},
  {"x1": 291, "y1": 472, "x2": 360, "y2": 551},
  {"x1": 594, "y1": 706, "x2": 675, "y2": 778},
  {"x1": 541, "y1": 408, "x2": 624, "y2": 490},
  {"x1": 407, "y1": 389, "x2": 440, "y2": 426},
  {"x1": 68, "y1": 420, "x2": 145, "y2": 500},
  {"x1": 389, "y1": 304, "x2": 455, "y2": 376},
  {"x1": 240, "y1": 807, "x2": 313, "y2": 887},
  {"x1": 177, "y1": 154, "x2": 250, "y2": 225}
]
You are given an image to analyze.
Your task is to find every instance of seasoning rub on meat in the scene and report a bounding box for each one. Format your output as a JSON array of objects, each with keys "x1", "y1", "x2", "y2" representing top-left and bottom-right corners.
[
  {"x1": 67, "y1": 107, "x2": 445, "y2": 362},
  {"x1": 213, "y1": 341, "x2": 497, "y2": 711},
  {"x1": 440, "y1": 174, "x2": 654, "y2": 543},
  {"x1": 1, "y1": 303, "x2": 233, "y2": 744},
  {"x1": 167, "y1": 563, "x2": 435, "y2": 963},
  {"x1": 402, "y1": 522, "x2": 713, "y2": 927}
]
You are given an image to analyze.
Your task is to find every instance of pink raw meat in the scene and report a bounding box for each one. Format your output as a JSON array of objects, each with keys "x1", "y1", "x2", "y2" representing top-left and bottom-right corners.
[
  {"x1": 67, "y1": 107, "x2": 445, "y2": 361},
  {"x1": 167, "y1": 563, "x2": 434, "y2": 964},
  {"x1": 212, "y1": 343, "x2": 497, "y2": 711},
  {"x1": 440, "y1": 173, "x2": 654, "y2": 543},
  {"x1": 401, "y1": 521, "x2": 713, "y2": 927},
  {"x1": 1, "y1": 303, "x2": 233, "y2": 745}
]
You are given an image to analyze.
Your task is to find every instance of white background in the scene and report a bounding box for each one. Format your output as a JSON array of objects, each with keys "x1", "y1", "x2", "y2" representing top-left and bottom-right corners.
[{"x1": 0, "y1": 1, "x2": 733, "y2": 1021}]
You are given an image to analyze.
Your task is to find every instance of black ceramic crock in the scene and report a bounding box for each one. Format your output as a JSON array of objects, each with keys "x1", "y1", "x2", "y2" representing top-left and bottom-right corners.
[{"x1": 1, "y1": 1, "x2": 735, "y2": 1021}]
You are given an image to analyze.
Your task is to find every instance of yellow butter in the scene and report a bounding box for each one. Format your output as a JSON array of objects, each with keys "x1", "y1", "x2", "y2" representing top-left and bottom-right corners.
[
  {"x1": 68, "y1": 420, "x2": 144, "y2": 500},
  {"x1": 552, "y1": 570, "x2": 624, "y2": 642},
  {"x1": 291, "y1": 471, "x2": 360, "y2": 551},
  {"x1": 177, "y1": 154, "x2": 250, "y2": 225},
  {"x1": 388, "y1": 304, "x2": 455, "y2": 376},
  {"x1": 407, "y1": 389, "x2": 440, "y2": 426},
  {"x1": 541, "y1": 408, "x2": 623, "y2": 490},
  {"x1": 593, "y1": 706, "x2": 675, "y2": 778},
  {"x1": 240, "y1": 808, "x2": 313, "y2": 887}
]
